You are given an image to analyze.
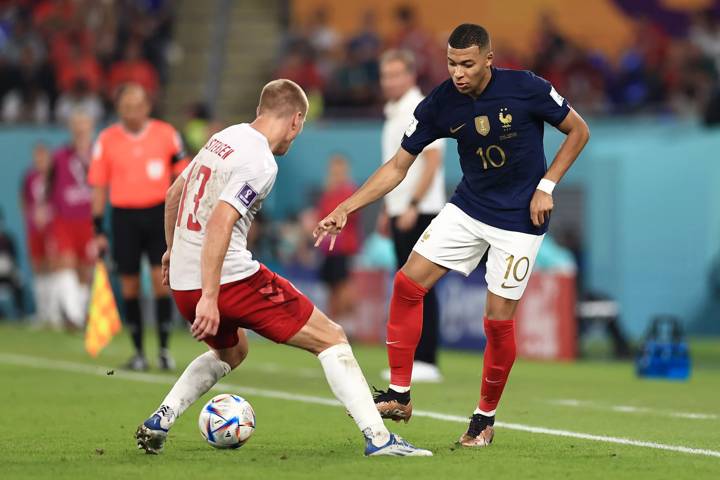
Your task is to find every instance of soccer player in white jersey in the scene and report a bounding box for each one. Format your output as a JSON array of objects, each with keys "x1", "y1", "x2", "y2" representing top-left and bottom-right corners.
[{"x1": 134, "y1": 79, "x2": 431, "y2": 457}]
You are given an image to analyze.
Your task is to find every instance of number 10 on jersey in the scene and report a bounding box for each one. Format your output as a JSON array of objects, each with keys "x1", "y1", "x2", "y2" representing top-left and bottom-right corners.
[{"x1": 476, "y1": 145, "x2": 507, "y2": 170}]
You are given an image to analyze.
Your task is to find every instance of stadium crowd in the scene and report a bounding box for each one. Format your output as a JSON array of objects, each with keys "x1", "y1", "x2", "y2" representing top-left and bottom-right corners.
[
  {"x1": 276, "y1": 5, "x2": 720, "y2": 121},
  {"x1": 0, "y1": 0, "x2": 174, "y2": 125}
]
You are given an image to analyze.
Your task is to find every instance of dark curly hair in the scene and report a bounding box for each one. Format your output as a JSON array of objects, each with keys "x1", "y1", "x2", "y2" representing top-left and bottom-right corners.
[{"x1": 448, "y1": 24, "x2": 490, "y2": 50}]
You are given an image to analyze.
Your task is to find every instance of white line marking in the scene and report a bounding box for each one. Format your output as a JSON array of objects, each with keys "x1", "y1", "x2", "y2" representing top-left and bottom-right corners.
[
  {"x1": 1, "y1": 353, "x2": 719, "y2": 459},
  {"x1": 248, "y1": 363, "x2": 322, "y2": 379},
  {"x1": 549, "y1": 399, "x2": 719, "y2": 421}
]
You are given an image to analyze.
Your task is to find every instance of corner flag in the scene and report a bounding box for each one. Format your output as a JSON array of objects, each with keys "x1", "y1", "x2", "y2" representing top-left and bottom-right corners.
[{"x1": 85, "y1": 260, "x2": 122, "y2": 357}]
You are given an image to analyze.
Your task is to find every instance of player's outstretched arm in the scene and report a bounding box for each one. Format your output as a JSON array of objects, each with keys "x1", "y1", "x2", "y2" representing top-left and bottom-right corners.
[
  {"x1": 314, "y1": 147, "x2": 417, "y2": 249},
  {"x1": 194, "y1": 201, "x2": 241, "y2": 341},
  {"x1": 530, "y1": 108, "x2": 590, "y2": 227}
]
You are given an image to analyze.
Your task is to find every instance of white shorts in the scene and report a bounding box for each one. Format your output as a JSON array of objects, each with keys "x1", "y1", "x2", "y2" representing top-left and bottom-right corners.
[{"x1": 413, "y1": 203, "x2": 545, "y2": 300}]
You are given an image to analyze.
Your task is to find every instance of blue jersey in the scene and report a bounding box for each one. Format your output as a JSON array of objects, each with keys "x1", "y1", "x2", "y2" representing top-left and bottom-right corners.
[{"x1": 401, "y1": 67, "x2": 570, "y2": 235}]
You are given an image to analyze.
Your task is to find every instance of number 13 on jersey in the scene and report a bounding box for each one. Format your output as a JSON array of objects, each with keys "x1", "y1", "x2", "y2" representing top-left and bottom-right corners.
[{"x1": 177, "y1": 164, "x2": 212, "y2": 232}]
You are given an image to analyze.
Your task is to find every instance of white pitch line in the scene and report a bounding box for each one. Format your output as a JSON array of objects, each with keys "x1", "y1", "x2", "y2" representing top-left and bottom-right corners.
[
  {"x1": 549, "y1": 399, "x2": 719, "y2": 421},
  {"x1": 1, "y1": 353, "x2": 719, "y2": 459}
]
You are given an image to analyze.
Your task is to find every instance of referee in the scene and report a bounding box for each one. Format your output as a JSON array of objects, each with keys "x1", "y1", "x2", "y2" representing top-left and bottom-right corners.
[
  {"x1": 88, "y1": 84, "x2": 187, "y2": 371},
  {"x1": 379, "y1": 50, "x2": 445, "y2": 382}
]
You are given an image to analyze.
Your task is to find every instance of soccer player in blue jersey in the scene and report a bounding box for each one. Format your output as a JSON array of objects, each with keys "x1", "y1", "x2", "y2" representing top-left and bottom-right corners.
[{"x1": 314, "y1": 24, "x2": 590, "y2": 447}]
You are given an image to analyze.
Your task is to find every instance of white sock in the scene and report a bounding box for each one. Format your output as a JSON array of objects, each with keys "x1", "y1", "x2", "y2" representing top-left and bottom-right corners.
[
  {"x1": 46, "y1": 272, "x2": 64, "y2": 329},
  {"x1": 54, "y1": 269, "x2": 84, "y2": 327},
  {"x1": 318, "y1": 343, "x2": 390, "y2": 447},
  {"x1": 389, "y1": 384, "x2": 411, "y2": 393},
  {"x1": 159, "y1": 351, "x2": 231, "y2": 426},
  {"x1": 474, "y1": 407, "x2": 496, "y2": 417},
  {"x1": 33, "y1": 274, "x2": 51, "y2": 324}
]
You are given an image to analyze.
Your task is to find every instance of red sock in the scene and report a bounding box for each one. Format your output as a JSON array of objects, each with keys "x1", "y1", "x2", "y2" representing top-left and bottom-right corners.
[
  {"x1": 478, "y1": 317, "x2": 516, "y2": 413},
  {"x1": 386, "y1": 271, "x2": 427, "y2": 388}
]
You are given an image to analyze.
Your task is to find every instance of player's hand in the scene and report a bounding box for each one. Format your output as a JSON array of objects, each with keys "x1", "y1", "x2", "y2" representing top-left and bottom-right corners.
[
  {"x1": 530, "y1": 189, "x2": 553, "y2": 227},
  {"x1": 94, "y1": 234, "x2": 109, "y2": 257},
  {"x1": 396, "y1": 205, "x2": 418, "y2": 232},
  {"x1": 313, "y1": 205, "x2": 349, "y2": 251},
  {"x1": 192, "y1": 294, "x2": 220, "y2": 341},
  {"x1": 161, "y1": 250, "x2": 171, "y2": 286}
]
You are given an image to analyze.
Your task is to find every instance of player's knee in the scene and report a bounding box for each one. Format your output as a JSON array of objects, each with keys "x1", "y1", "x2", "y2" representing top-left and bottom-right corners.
[
  {"x1": 486, "y1": 293, "x2": 518, "y2": 320},
  {"x1": 311, "y1": 322, "x2": 347, "y2": 355},
  {"x1": 328, "y1": 321, "x2": 348, "y2": 345}
]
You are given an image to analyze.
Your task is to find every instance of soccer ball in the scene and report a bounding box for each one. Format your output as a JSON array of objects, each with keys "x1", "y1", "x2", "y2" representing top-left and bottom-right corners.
[{"x1": 198, "y1": 394, "x2": 256, "y2": 449}]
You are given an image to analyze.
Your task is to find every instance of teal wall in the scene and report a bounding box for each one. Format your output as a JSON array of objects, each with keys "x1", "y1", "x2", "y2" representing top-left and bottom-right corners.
[{"x1": 2, "y1": 119, "x2": 719, "y2": 336}]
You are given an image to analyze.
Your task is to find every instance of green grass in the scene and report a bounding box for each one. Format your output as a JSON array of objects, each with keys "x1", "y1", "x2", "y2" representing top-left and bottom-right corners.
[{"x1": 0, "y1": 324, "x2": 718, "y2": 479}]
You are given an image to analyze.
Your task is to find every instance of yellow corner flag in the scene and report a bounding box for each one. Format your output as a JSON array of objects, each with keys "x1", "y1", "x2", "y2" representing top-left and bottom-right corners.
[{"x1": 85, "y1": 260, "x2": 122, "y2": 357}]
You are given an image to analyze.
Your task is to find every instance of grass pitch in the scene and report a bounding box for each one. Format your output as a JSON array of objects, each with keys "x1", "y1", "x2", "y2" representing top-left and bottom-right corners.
[{"x1": 0, "y1": 324, "x2": 718, "y2": 479}]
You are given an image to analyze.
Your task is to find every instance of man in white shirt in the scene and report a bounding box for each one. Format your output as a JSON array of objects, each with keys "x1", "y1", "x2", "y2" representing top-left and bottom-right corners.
[
  {"x1": 379, "y1": 50, "x2": 445, "y2": 382},
  {"x1": 134, "y1": 79, "x2": 430, "y2": 457}
]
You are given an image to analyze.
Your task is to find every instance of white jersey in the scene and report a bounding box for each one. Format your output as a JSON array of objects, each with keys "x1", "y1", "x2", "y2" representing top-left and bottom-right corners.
[
  {"x1": 170, "y1": 123, "x2": 277, "y2": 290},
  {"x1": 382, "y1": 86, "x2": 446, "y2": 217}
]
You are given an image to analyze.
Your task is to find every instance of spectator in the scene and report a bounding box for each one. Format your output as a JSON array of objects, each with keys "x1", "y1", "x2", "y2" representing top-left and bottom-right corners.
[
  {"x1": 307, "y1": 6, "x2": 340, "y2": 57},
  {"x1": 1, "y1": 80, "x2": 50, "y2": 123},
  {"x1": 0, "y1": 8, "x2": 46, "y2": 72},
  {"x1": 1, "y1": 21, "x2": 54, "y2": 123},
  {"x1": 662, "y1": 40, "x2": 716, "y2": 116},
  {"x1": 107, "y1": 40, "x2": 159, "y2": 99},
  {"x1": 275, "y1": 44, "x2": 324, "y2": 119},
  {"x1": 116, "y1": 0, "x2": 174, "y2": 83},
  {"x1": 388, "y1": 5, "x2": 437, "y2": 92},
  {"x1": 55, "y1": 78, "x2": 104, "y2": 125},
  {"x1": 533, "y1": 12, "x2": 569, "y2": 76},
  {"x1": 316, "y1": 155, "x2": 361, "y2": 320},
  {"x1": 347, "y1": 10, "x2": 381, "y2": 67},
  {"x1": 32, "y1": 0, "x2": 78, "y2": 39},
  {"x1": 305, "y1": 6, "x2": 341, "y2": 82},
  {"x1": 55, "y1": 41, "x2": 102, "y2": 94},
  {"x1": 0, "y1": 0, "x2": 171, "y2": 125},
  {"x1": 324, "y1": 43, "x2": 380, "y2": 115}
]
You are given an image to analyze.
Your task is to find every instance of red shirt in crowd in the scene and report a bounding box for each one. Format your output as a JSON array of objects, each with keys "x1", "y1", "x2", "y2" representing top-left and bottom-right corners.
[
  {"x1": 107, "y1": 60, "x2": 159, "y2": 98},
  {"x1": 317, "y1": 182, "x2": 361, "y2": 256}
]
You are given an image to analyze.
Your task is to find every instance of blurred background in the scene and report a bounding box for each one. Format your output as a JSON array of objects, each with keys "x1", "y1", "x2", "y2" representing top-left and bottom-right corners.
[{"x1": 1, "y1": 0, "x2": 719, "y2": 361}]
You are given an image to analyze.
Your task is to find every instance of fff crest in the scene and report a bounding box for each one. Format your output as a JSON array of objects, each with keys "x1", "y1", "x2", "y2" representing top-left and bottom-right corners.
[
  {"x1": 474, "y1": 115, "x2": 490, "y2": 136},
  {"x1": 499, "y1": 107, "x2": 513, "y2": 130}
]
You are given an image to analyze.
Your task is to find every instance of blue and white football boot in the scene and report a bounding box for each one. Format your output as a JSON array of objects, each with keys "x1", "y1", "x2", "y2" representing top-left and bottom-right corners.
[
  {"x1": 135, "y1": 405, "x2": 175, "y2": 454},
  {"x1": 364, "y1": 432, "x2": 433, "y2": 457}
]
